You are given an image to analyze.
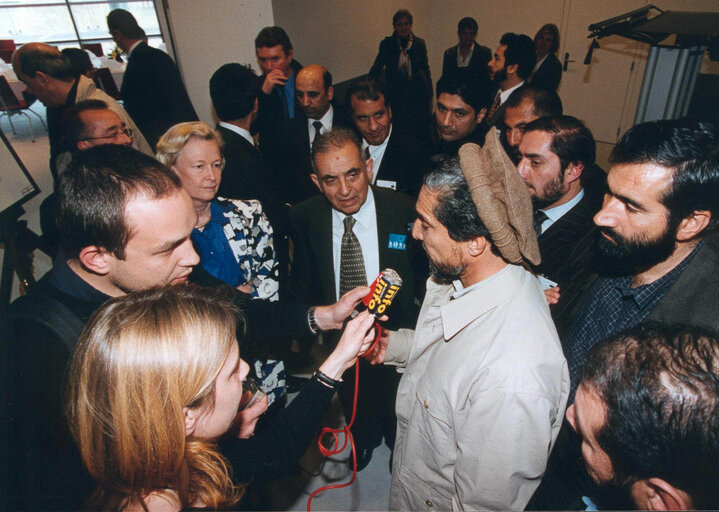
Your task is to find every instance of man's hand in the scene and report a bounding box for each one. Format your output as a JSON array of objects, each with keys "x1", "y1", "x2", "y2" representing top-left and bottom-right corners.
[
  {"x1": 313, "y1": 286, "x2": 370, "y2": 331},
  {"x1": 261, "y1": 69, "x2": 288, "y2": 95},
  {"x1": 544, "y1": 286, "x2": 561, "y2": 305},
  {"x1": 235, "y1": 394, "x2": 268, "y2": 439},
  {"x1": 367, "y1": 327, "x2": 390, "y2": 365}
]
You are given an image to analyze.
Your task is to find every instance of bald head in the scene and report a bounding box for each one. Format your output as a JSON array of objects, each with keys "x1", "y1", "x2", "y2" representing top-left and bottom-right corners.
[
  {"x1": 296, "y1": 64, "x2": 333, "y2": 120},
  {"x1": 12, "y1": 42, "x2": 76, "y2": 106}
]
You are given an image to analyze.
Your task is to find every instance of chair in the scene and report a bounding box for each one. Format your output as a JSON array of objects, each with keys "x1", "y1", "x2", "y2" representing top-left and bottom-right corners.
[
  {"x1": 0, "y1": 75, "x2": 48, "y2": 142},
  {"x1": 0, "y1": 39, "x2": 16, "y2": 63},
  {"x1": 81, "y1": 43, "x2": 104, "y2": 58},
  {"x1": 93, "y1": 67, "x2": 121, "y2": 100}
]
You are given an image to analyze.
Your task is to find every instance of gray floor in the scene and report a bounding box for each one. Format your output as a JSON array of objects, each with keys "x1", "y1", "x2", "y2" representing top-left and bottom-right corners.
[{"x1": 2, "y1": 108, "x2": 394, "y2": 511}]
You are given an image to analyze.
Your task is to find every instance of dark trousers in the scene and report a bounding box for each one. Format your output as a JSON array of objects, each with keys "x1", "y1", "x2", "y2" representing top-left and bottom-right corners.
[{"x1": 338, "y1": 358, "x2": 400, "y2": 451}]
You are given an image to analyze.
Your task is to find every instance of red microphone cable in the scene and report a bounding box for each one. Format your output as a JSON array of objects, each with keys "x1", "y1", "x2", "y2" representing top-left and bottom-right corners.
[{"x1": 306, "y1": 269, "x2": 400, "y2": 511}]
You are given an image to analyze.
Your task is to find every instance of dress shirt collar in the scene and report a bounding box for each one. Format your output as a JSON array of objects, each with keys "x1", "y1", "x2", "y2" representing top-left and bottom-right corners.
[
  {"x1": 457, "y1": 43, "x2": 475, "y2": 67},
  {"x1": 308, "y1": 104, "x2": 334, "y2": 133},
  {"x1": 126, "y1": 40, "x2": 142, "y2": 59},
  {"x1": 362, "y1": 125, "x2": 393, "y2": 183},
  {"x1": 218, "y1": 122, "x2": 255, "y2": 147},
  {"x1": 331, "y1": 186, "x2": 375, "y2": 230},
  {"x1": 499, "y1": 81, "x2": 524, "y2": 104},
  {"x1": 539, "y1": 188, "x2": 584, "y2": 233},
  {"x1": 441, "y1": 263, "x2": 522, "y2": 339},
  {"x1": 533, "y1": 54, "x2": 549, "y2": 73}
]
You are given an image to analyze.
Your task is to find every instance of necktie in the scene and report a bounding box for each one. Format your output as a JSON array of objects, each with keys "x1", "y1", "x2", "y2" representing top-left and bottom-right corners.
[
  {"x1": 312, "y1": 121, "x2": 323, "y2": 151},
  {"x1": 364, "y1": 146, "x2": 371, "y2": 161},
  {"x1": 487, "y1": 93, "x2": 501, "y2": 121},
  {"x1": 277, "y1": 84, "x2": 289, "y2": 119},
  {"x1": 339, "y1": 216, "x2": 367, "y2": 296},
  {"x1": 533, "y1": 209, "x2": 549, "y2": 236}
]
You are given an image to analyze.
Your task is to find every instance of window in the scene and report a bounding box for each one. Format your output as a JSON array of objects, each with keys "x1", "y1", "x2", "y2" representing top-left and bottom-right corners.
[{"x1": 0, "y1": 0, "x2": 164, "y2": 57}]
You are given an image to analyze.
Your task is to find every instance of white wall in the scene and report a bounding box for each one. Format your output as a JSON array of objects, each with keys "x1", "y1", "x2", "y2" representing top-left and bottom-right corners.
[
  {"x1": 272, "y1": 0, "x2": 430, "y2": 84},
  {"x1": 164, "y1": 0, "x2": 275, "y2": 125}
]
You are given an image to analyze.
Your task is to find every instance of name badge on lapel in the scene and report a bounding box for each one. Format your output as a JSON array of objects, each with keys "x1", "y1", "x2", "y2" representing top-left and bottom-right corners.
[{"x1": 388, "y1": 233, "x2": 406, "y2": 250}]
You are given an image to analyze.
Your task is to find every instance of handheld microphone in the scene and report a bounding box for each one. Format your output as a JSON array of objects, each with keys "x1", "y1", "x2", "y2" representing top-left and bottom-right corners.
[{"x1": 362, "y1": 268, "x2": 403, "y2": 317}]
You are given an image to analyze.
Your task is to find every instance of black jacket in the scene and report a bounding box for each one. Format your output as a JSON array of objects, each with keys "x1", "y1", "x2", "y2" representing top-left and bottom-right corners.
[{"x1": 121, "y1": 42, "x2": 198, "y2": 149}]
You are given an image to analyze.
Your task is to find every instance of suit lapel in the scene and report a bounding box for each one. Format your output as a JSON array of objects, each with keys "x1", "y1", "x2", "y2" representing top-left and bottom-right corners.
[{"x1": 310, "y1": 201, "x2": 336, "y2": 300}]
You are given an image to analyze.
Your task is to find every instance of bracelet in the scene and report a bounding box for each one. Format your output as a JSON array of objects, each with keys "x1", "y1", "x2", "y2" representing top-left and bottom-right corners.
[
  {"x1": 313, "y1": 370, "x2": 341, "y2": 389},
  {"x1": 307, "y1": 306, "x2": 319, "y2": 335}
]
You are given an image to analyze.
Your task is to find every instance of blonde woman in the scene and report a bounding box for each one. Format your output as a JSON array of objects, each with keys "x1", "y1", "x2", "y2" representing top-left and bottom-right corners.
[
  {"x1": 157, "y1": 122, "x2": 285, "y2": 406},
  {"x1": 156, "y1": 121, "x2": 278, "y2": 302},
  {"x1": 67, "y1": 284, "x2": 375, "y2": 511}
]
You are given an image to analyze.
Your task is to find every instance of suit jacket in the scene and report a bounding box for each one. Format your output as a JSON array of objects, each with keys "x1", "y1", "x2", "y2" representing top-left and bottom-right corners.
[
  {"x1": 289, "y1": 187, "x2": 424, "y2": 331},
  {"x1": 256, "y1": 60, "x2": 305, "y2": 203},
  {"x1": 372, "y1": 126, "x2": 430, "y2": 197},
  {"x1": 486, "y1": 84, "x2": 526, "y2": 128},
  {"x1": 216, "y1": 124, "x2": 291, "y2": 290},
  {"x1": 283, "y1": 105, "x2": 354, "y2": 203},
  {"x1": 528, "y1": 53, "x2": 562, "y2": 92},
  {"x1": 648, "y1": 233, "x2": 719, "y2": 328},
  {"x1": 121, "y1": 42, "x2": 198, "y2": 149},
  {"x1": 535, "y1": 193, "x2": 599, "y2": 338},
  {"x1": 440, "y1": 42, "x2": 492, "y2": 84}
]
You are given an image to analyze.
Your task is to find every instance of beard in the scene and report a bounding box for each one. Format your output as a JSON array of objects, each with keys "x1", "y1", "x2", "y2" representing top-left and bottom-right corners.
[
  {"x1": 595, "y1": 222, "x2": 677, "y2": 276},
  {"x1": 492, "y1": 66, "x2": 508, "y2": 85},
  {"x1": 429, "y1": 259, "x2": 466, "y2": 284},
  {"x1": 531, "y1": 173, "x2": 565, "y2": 210}
]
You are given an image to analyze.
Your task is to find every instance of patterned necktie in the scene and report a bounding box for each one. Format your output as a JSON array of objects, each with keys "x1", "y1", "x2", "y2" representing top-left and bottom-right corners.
[
  {"x1": 339, "y1": 216, "x2": 367, "y2": 296},
  {"x1": 312, "y1": 121, "x2": 323, "y2": 150},
  {"x1": 533, "y1": 209, "x2": 549, "y2": 236},
  {"x1": 487, "y1": 93, "x2": 502, "y2": 121}
]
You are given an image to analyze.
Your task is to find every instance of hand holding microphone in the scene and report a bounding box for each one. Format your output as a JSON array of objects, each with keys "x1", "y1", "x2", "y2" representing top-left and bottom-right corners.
[{"x1": 360, "y1": 269, "x2": 402, "y2": 359}]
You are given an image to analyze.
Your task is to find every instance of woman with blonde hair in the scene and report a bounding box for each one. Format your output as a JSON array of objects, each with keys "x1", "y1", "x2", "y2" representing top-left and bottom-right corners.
[
  {"x1": 528, "y1": 23, "x2": 562, "y2": 92},
  {"x1": 157, "y1": 121, "x2": 286, "y2": 407},
  {"x1": 67, "y1": 284, "x2": 376, "y2": 511}
]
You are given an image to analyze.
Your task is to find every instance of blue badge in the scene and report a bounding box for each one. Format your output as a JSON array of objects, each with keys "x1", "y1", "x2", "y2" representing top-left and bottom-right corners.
[{"x1": 388, "y1": 233, "x2": 407, "y2": 250}]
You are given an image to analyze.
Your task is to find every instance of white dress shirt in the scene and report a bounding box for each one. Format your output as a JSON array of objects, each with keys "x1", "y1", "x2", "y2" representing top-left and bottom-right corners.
[
  {"x1": 456, "y1": 43, "x2": 475, "y2": 68},
  {"x1": 218, "y1": 122, "x2": 255, "y2": 147},
  {"x1": 362, "y1": 125, "x2": 393, "y2": 186},
  {"x1": 331, "y1": 188, "x2": 380, "y2": 299},
  {"x1": 499, "y1": 80, "x2": 525, "y2": 105},
  {"x1": 307, "y1": 104, "x2": 334, "y2": 148}
]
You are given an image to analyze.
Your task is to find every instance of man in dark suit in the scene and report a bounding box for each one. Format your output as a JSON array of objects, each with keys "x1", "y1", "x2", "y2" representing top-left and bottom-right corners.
[
  {"x1": 347, "y1": 76, "x2": 429, "y2": 196},
  {"x1": 529, "y1": 118, "x2": 719, "y2": 511},
  {"x1": 285, "y1": 64, "x2": 353, "y2": 203},
  {"x1": 107, "y1": 9, "x2": 198, "y2": 150},
  {"x1": 501, "y1": 86, "x2": 563, "y2": 164},
  {"x1": 440, "y1": 17, "x2": 492, "y2": 85},
  {"x1": 517, "y1": 115, "x2": 599, "y2": 339},
  {"x1": 289, "y1": 127, "x2": 424, "y2": 471},
  {"x1": 434, "y1": 74, "x2": 492, "y2": 155},
  {"x1": 485, "y1": 33, "x2": 536, "y2": 127},
  {"x1": 209, "y1": 63, "x2": 290, "y2": 287},
  {"x1": 254, "y1": 26, "x2": 304, "y2": 203}
]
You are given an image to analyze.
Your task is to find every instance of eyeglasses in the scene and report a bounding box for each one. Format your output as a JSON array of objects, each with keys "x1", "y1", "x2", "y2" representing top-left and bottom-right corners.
[{"x1": 81, "y1": 126, "x2": 133, "y2": 142}]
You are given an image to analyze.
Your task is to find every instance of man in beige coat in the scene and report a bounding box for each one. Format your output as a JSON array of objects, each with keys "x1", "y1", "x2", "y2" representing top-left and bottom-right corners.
[{"x1": 371, "y1": 132, "x2": 569, "y2": 510}]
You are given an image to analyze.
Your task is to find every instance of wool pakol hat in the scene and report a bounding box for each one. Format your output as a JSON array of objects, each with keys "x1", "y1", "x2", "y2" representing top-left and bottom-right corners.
[{"x1": 458, "y1": 129, "x2": 541, "y2": 266}]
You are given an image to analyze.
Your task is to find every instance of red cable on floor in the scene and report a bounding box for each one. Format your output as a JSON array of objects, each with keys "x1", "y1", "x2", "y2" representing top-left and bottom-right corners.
[{"x1": 306, "y1": 325, "x2": 383, "y2": 512}]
